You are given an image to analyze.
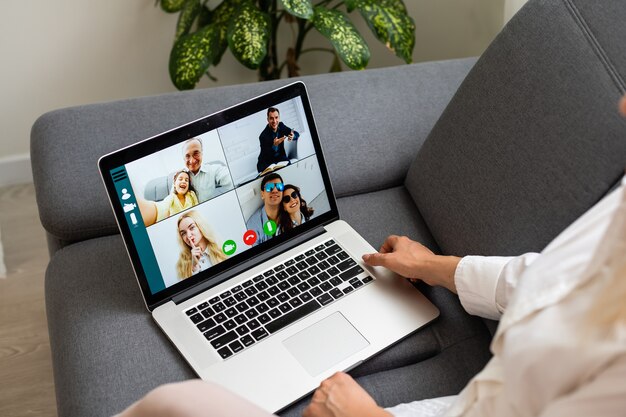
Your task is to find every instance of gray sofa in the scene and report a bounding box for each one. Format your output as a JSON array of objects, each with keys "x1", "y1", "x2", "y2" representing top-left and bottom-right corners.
[{"x1": 31, "y1": 1, "x2": 626, "y2": 416}]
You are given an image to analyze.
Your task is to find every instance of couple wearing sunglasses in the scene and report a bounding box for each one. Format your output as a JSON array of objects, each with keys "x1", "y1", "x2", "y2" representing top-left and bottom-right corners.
[{"x1": 246, "y1": 172, "x2": 314, "y2": 246}]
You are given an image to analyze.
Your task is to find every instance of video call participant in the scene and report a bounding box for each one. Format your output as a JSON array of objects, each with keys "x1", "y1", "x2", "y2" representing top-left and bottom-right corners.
[
  {"x1": 256, "y1": 107, "x2": 300, "y2": 174},
  {"x1": 137, "y1": 170, "x2": 199, "y2": 227},
  {"x1": 183, "y1": 138, "x2": 234, "y2": 202},
  {"x1": 246, "y1": 173, "x2": 284, "y2": 246},
  {"x1": 176, "y1": 210, "x2": 227, "y2": 280},
  {"x1": 280, "y1": 184, "x2": 314, "y2": 233}
]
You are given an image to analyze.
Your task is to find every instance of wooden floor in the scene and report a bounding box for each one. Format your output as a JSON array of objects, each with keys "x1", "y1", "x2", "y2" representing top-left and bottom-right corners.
[{"x1": 0, "y1": 183, "x2": 57, "y2": 417}]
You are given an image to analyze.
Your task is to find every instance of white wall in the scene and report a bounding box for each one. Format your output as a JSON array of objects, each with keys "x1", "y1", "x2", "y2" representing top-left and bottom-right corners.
[{"x1": 0, "y1": 0, "x2": 505, "y2": 185}]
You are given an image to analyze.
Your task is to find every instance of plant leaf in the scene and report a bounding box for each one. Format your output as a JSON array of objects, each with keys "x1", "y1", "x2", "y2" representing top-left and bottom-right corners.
[
  {"x1": 207, "y1": 0, "x2": 242, "y2": 66},
  {"x1": 312, "y1": 7, "x2": 370, "y2": 70},
  {"x1": 349, "y1": 0, "x2": 414, "y2": 63},
  {"x1": 175, "y1": 0, "x2": 202, "y2": 43},
  {"x1": 169, "y1": 25, "x2": 221, "y2": 90},
  {"x1": 227, "y1": 3, "x2": 270, "y2": 70},
  {"x1": 281, "y1": 0, "x2": 314, "y2": 20},
  {"x1": 161, "y1": 0, "x2": 186, "y2": 13}
]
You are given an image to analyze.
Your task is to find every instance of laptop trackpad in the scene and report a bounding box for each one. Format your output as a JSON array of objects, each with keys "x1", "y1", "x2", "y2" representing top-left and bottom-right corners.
[{"x1": 283, "y1": 312, "x2": 369, "y2": 376}]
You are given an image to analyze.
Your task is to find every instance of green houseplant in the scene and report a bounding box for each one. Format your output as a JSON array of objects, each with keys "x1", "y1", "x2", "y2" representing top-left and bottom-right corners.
[{"x1": 159, "y1": 0, "x2": 416, "y2": 90}]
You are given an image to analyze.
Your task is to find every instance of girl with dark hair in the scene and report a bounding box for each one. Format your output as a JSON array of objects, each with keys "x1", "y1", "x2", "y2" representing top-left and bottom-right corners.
[{"x1": 279, "y1": 184, "x2": 314, "y2": 232}]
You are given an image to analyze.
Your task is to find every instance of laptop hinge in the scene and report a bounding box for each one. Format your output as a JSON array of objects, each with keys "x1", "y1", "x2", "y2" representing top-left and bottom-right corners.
[{"x1": 172, "y1": 226, "x2": 327, "y2": 305}]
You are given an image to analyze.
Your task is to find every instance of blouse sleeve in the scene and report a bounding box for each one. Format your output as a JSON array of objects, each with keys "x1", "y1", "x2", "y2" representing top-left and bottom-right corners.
[{"x1": 454, "y1": 252, "x2": 540, "y2": 320}]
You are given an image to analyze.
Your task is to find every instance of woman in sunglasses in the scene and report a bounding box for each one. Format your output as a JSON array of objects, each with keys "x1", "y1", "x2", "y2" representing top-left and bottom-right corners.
[{"x1": 280, "y1": 184, "x2": 314, "y2": 232}]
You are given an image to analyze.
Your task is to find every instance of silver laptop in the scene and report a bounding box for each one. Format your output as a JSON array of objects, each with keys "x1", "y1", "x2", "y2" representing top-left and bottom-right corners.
[{"x1": 99, "y1": 82, "x2": 439, "y2": 413}]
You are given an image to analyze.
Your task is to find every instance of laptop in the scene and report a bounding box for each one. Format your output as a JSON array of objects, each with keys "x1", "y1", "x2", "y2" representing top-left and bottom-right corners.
[{"x1": 99, "y1": 82, "x2": 439, "y2": 413}]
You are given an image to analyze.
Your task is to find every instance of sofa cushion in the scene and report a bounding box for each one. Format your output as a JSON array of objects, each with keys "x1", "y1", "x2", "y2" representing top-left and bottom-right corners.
[
  {"x1": 31, "y1": 58, "x2": 475, "y2": 247},
  {"x1": 405, "y1": 0, "x2": 626, "y2": 256}
]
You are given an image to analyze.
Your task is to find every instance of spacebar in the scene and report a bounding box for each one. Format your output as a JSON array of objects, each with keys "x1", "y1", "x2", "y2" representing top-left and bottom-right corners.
[{"x1": 265, "y1": 300, "x2": 322, "y2": 334}]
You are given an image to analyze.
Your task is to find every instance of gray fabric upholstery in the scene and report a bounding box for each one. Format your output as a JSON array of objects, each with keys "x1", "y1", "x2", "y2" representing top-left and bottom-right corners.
[
  {"x1": 406, "y1": 0, "x2": 626, "y2": 257},
  {"x1": 31, "y1": 58, "x2": 475, "y2": 248},
  {"x1": 34, "y1": 1, "x2": 626, "y2": 416}
]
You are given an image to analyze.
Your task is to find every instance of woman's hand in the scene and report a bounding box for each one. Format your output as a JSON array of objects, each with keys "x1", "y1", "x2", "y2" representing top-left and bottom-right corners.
[
  {"x1": 362, "y1": 235, "x2": 460, "y2": 293},
  {"x1": 191, "y1": 243, "x2": 202, "y2": 272},
  {"x1": 303, "y1": 372, "x2": 391, "y2": 417}
]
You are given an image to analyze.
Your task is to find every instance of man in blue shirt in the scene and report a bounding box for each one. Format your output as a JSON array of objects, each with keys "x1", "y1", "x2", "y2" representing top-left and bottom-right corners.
[
  {"x1": 256, "y1": 107, "x2": 300, "y2": 174},
  {"x1": 245, "y1": 173, "x2": 284, "y2": 246}
]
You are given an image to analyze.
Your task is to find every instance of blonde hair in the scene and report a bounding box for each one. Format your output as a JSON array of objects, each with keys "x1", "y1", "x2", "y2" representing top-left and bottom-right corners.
[{"x1": 176, "y1": 211, "x2": 227, "y2": 279}]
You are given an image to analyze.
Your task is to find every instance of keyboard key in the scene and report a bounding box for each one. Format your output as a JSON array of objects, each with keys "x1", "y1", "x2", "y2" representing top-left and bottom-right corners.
[
  {"x1": 258, "y1": 313, "x2": 271, "y2": 324},
  {"x1": 235, "y1": 301, "x2": 249, "y2": 313},
  {"x1": 286, "y1": 266, "x2": 299, "y2": 275},
  {"x1": 305, "y1": 249, "x2": 316, "y2": 256},
  {"x1": 220, "y1": 291, "x2": 232, "y2": 299},
  {"x1": 320, "y1": 282, "x2": 332, "y2": 292},
  {"x1": 330, "y1": 277, "x2": 342, "y2": 287},
  {"x1": 266, "y1": 300, "x2": 322, "y2": 334},
  {"x1": 297, "y1": 282, "x2": 311, "y2": 292},
  {"x1": 255, "y1": 281, "x2": 268, "y2": 291},
  {"x1": 263, "y1": 270, "x2": 274, "y2": 277},
  {"x1": 229, "y1": 340, "x2": 244, "y2": 353},
  {"x1": 257, "y1": 291, "x2": 270, "y2": 302},
  {"x1": 328, "y1": 267, "x2": 340, "y2": 276},
  {"x1": 234, "y1": 292, "x2": 248, "y2": 302},
  {"x1": 247, "y1": 319, "x2": 261, "y2": 330},
  {"x1": 231, "y1": 285, "x2": 243, "y2": 294},
  {"x1": 307, "y1": 277, "x2": 321, "y2": 287},
  {"x1": 276, "y1": 271, "x2": 289, "y2": 280},
  {"x1": 317, "y1": 293, "x2": 333, "y2": 306},
  {"x1": 296, "y1": 261, "x2": 308, "y2": 271},
  {"x1": 245, "y1": 309, "x2": 258, "y2": 319},
  {"x1": 201, "y1": 307, "x2": 215, "y2": 318},
  {"x1": 186, "y1": 308, "x2": 198, "y2": 316},
  {"x1": 274, "y1": 264, "x2": 285, "y2": 271},
  {"x1": 298, "y1": 270, "x2": 312, "y2": 280},
  {"x1": 330, "y1": 288, "x2": 344, "y2": 299},
  {"x1": 213, "y1": 302, "x2": 226, "y2": 312},
  {"x1": 337, "y1": 259, "x2": 357, "y2": 272},
  {"x1": 247, "y1": 296, "x2": 260, "y2": 307},
  {"x1": 217, "y1": 346, "x2": 233, "y2": 359},
  {"x1": 343, "y1": 286, "x2": 354, "y2": 295},
  {"x1": 214, "y1": 312, "x2": 227, "y2": 323},
  {"x1": 316, "y1": 252, "x2": 329, "y2": 261},
  {"x1": 288, "y1": 276, "x2": 301, "y2": 286},
  {"x1": 253, "y1": 275, "x2": 264, "y2": 282},
  {"x1": 224, "y1": 319, "x2": 237, "y2": 330},
  {"x1": 300, "y1": 292, "x2": 313, "y2": 302},
  {"x1": 267, "y1": 298, "x2": 279, "y2": 308},
  {"x1": 245, "y1": 287, "x2": 258, "y2": 296},
  {"x1": 362, "y1": 276, "x2": 374, "y2": 284},
  {"x1": 287, "y1": 287, "x2": 300, "y2": 297},
  {"x1": 295, "y1": 254, "x2": 306, "y2": 261},
  {"x1": 235, "y1": 325, "x2": 249, "y2": 336},
  {"x1": 318, "y1": 260, "x2": 330, "y2": 269},
  {"x1": 234, "y1": 314, "x2": 247, "y2": 325},
  {"x1": 267, "y1": 286, "x2": 280, "y2": 296},
  {"x1": 306, "y1": 256, "x2": 318, "y2": 266},
  {"x1": 284, "y1": 259, "x2": 295, "y2": 266},
  {"x1": 197, "y1": 302, "x2": 209, "y2": 310},
  {"x1": 325, "y1": 245, "x2": 342, "y2": 256},
  {"x1": 314, "y1": 244, "x2": 326, "y2": 252},
  {"x1": 241, "y1": 335, "x2": 255, "y2": 347},
  {"x1": 224, "y1": 297, "x2": 237, "y2": 307},
  {"x1": 337, "y1": 251, "x2": 349, "y2": 260},
  {"x1": 325, "y1": 240, "x2": 335, "y2": 247},
  {"x1": 257, "y1": 303, "x2": 269, "y2": 313},
  {"x1": 278, "y1": 281, "x2": 290, "y2": 291},
  {"x1": 197, "y1": 318, "x2": 216, "y2": 333},
  {"x1": 204, "y1": 325, "x2": 226, "y2": 341},
  {"x1": 279, "y1": 303, "x2": 293, "y2": 313},
  {"x1": 340, "y1": 265, "x2": 364, "y2": 281},
  {"x1": 277, "y1": 293, "x2": 290, "y2": 303},
  {"x1": 308, "y1": 265, "x2": 321, "y2": 275},
  {"x1": 189, "y1": 313, "x2": 204, "y2": 324},
  {"x1": 209, "y1": 296, "x2": 220, "y2": 304},
  {"x1": 310, "y1": 286, "x2": 323, "y2": 297},
  {"x1": 289, "y1": 297, "x2": 303, "y2": 308},
  {"x1": 252, "y1": 328, "x2": 269, "y2": 341},
  {"x1": 268, "y1": 308, "x2": 281, "y2": 319},
  {"x1": 242, "y1": 280, "x2": 254, "y2": 288},
  {"x1": 318, "y1": 271, "x2": 330, "y2": 281},
  {"x1": 327, "y1": 256, "x2": 339, "y2": 265},
  {"x1": 211, "y1": 330, "x2": 237, "y2": 349},
  {"x1": 266, "y1": 276, "x2": 278, "y2": 286}
]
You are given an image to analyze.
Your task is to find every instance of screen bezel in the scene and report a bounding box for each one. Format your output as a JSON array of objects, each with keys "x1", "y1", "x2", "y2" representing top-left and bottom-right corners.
[{"x1": 98, "y1": 82, "x2": 339, "y2": 310}]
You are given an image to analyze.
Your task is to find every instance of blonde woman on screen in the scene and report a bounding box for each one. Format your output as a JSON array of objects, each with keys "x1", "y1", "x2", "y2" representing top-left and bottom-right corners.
[{"x1": 176, "y1": 211, "x2": 226, "y2": 279}]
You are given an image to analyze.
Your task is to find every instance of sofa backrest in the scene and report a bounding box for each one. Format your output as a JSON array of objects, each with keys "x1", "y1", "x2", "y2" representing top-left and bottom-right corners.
[
  {"x1": 405, "y1": 0, "x2": 626, "y2": 256},
  {"x1": 31, "y1": 59, "x2": 473, "y2": 252}
]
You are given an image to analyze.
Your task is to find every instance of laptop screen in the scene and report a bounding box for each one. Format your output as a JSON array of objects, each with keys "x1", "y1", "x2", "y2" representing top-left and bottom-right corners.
[{"x1": 100, "y1": 83, "x2": 338, "y2": 309}]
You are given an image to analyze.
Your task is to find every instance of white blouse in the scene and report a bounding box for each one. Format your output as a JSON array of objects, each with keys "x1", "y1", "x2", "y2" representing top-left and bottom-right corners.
[{"x1": 387, "y1": 177, "x2": 626, "y2": 417}]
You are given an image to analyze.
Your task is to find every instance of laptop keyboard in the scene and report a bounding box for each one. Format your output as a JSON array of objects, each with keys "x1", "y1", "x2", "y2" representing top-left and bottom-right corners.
[{"x1": 184, "y1": 240, "x2": 374, "y2": 360}]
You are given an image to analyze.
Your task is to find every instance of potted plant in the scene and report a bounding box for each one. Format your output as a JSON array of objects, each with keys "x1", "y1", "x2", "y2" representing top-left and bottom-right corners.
[{"x1": 159, "y1": 0, "x2": 416, "y2": 89}]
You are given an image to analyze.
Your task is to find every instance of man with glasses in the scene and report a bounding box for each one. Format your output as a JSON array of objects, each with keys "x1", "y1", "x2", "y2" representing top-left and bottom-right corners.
[
  {"x1": 182, "y1": 138, "x2": 233, "y2": 203},
  {"x1": 246, "y1": 173, "x2": 285, "y2": 246}
]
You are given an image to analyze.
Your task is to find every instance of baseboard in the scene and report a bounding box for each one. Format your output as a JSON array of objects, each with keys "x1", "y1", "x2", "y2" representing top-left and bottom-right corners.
[{"x1": 0, "y1": 154, "x2": 33, "y2": 187}]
